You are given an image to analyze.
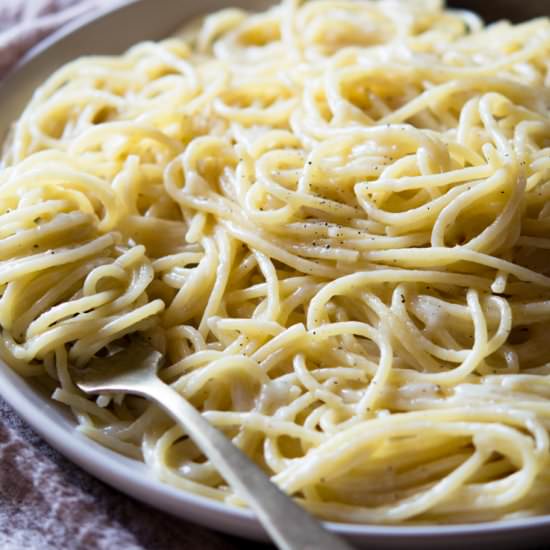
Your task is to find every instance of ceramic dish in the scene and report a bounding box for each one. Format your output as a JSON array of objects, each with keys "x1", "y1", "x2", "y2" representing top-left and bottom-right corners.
[{"x1": 0, "y1": 1, "x2": 549, "y2": 548}]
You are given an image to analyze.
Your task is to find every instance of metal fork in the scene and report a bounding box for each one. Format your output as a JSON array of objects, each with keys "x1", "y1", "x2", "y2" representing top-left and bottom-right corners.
[{"x1": 73, "y1": 339, "x2": 353, "y2": 550}]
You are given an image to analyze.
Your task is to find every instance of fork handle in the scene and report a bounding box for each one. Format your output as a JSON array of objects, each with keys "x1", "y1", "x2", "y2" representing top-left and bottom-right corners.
[{"x1": 144, "y1": 378, "x2": 353, "y2": 550}]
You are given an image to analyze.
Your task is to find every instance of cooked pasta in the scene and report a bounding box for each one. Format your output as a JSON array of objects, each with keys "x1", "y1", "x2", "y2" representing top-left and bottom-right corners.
[{"x1": 1, "y1": 0, "x2": 550, "y2": 524}]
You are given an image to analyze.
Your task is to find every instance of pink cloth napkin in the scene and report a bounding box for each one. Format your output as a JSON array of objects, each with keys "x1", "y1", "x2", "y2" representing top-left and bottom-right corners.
[
  {"x1": 0, "y1": 0, "x2": 116, "y2": 74},
  {"x1": 0, "y1": 2, "x2": 264, "y2": 549},
  {"x1": 0, "y1": 401, "x2": 265, "y2": 550}
]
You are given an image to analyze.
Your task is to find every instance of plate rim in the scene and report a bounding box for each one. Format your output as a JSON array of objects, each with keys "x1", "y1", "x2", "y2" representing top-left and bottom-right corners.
[{"x1": 1, "y1": 0, "x2": 550, "y2": 544}]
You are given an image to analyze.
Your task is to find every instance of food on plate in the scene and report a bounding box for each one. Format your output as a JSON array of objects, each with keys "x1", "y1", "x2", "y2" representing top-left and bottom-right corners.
[{"x1": 1, "y1": 0, "x2": 550, "y2": 524}]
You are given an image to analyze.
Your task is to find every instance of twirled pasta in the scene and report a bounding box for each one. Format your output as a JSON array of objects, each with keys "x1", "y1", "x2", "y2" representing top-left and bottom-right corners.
[{"x1": 2, "y1": 0, "x2": 550, "y2": 524}]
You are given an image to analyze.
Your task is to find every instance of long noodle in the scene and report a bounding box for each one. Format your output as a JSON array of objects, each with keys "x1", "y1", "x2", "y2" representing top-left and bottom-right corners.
[{"x1": 2, "y1": 0, "x2": 550, "y2": 524}]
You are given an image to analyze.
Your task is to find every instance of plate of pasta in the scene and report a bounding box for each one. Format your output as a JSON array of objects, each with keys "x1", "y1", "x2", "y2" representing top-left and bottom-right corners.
[{"x1": 1, "y1": 0, "x2": 550, "y2": 547}]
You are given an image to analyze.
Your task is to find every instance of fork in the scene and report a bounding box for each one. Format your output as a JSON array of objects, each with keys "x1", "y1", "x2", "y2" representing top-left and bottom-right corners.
[{"x1": 73, "y1": 339, "x2": 354, "y2": 550}]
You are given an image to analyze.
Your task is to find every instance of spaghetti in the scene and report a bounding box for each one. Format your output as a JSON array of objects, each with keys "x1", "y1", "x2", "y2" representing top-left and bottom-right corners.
[{"x1": 1, "y1": 0, "x2": 550, "y2": 524}]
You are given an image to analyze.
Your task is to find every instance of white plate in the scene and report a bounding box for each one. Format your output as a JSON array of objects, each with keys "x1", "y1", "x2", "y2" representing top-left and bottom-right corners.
[{"x1": 0, "y1": 1, "x2": 549, "y2": 547}]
